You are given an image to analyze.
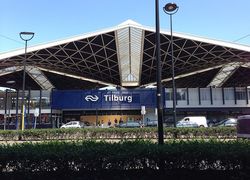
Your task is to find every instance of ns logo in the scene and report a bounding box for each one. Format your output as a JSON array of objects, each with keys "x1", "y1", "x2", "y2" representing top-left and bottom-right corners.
[{"x1": 85, "y1": 95, "x2": 99, "y2": 102}]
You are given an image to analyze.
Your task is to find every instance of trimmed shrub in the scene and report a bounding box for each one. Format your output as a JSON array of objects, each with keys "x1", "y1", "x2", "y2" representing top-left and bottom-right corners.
[
  {"x1": 0, "y1": 127, "x2": 236, "y2": 141},
  {"x1": 0, "y1": 140, "x2": 250, "y2": 179}
]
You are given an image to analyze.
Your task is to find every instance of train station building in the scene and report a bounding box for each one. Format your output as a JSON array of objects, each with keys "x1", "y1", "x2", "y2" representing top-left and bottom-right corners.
[{"x1": 1, "y1": 20, "x2": 250, "y2": 128}]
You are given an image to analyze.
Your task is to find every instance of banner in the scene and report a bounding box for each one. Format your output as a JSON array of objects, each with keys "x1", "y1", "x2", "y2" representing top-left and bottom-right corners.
[{"x1": 51, "y1": 89, "x2": 158, "y2": 110}]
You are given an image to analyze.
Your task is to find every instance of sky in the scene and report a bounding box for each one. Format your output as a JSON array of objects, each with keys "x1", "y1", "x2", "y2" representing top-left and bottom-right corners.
[{"x1": 1, "y1": 0, "x2": 250, "y2": 53}]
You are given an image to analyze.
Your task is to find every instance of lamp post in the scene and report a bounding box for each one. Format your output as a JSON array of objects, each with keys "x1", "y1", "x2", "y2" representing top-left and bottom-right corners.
[
  {"x1": 163, "y1": 3, "x2": 179, "y2": 127},
  {"x1": 19, "y1": 32, "x2": 34, "y2": 131},
  {"x1": 155, "y1": 0, "x2": 164, "y2": 145}
]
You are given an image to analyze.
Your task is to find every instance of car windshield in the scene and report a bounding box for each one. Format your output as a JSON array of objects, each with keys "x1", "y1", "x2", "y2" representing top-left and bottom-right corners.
[
  {"x1": 225, "y1": 119, "x2": 237, "y2": 123},
  {"x1": 214, "y1": 118, "x2": 237, "y2": 126}
]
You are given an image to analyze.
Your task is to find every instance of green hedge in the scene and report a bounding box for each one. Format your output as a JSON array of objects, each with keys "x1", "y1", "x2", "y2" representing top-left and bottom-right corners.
[
  {"x1": 0, "y1": 127, "x2": 236, "y2": 141},
  {"x1": 0, "y1": 140, "x2": 250, "y2": 179}
]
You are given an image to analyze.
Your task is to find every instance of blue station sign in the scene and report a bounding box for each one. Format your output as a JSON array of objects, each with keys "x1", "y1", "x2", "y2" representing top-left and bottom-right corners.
[{"x1": 51, "y1": 89, "x2": 158, "y2": 110}]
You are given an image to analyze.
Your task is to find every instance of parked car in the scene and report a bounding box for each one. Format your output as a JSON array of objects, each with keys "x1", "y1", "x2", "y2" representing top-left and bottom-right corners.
[
  {"x1": 118, "y1": 121, "x2": 142, "y2": 128},
  {"x1": 146, "y1": 120, "x2": 158, "y2": 127},
  {"x1": 216, "y1": 118, "x2": 237, "y2": 127},
  {"x1": 60, "y1": 121, "x2": 84, "y2": 129},
  {"x1": 207, "y1": 119, "x2": 218, "y2": 127}
]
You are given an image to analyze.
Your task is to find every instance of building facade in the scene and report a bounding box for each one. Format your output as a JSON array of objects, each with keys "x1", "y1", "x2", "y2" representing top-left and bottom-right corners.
[
  {"x1": 0, "y1": 87, "x2": 249, "y2": 129},
  {"x1": 1, "y1": 20, "x2": 250, "y2": 129}
]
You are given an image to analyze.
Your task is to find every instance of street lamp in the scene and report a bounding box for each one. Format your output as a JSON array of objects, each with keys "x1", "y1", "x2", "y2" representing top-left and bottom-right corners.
[
  {"x1": 155, "y1": 0, "x2": 164, "y2": 145},
  {"x1": 163, "y1": 3, "x2": 179, "y2": 127},
  {"x1": 19, "y1": 32, "x2": 34, "y2": 131}
]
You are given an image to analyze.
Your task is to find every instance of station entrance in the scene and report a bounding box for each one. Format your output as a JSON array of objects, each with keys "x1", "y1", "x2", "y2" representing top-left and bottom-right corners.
[
  {"x1": 62, "y1": 109, "x2": 143, "y2": 127},
  {"x1": 51, "y1": 89, "x2": 157, "y2": 127}
]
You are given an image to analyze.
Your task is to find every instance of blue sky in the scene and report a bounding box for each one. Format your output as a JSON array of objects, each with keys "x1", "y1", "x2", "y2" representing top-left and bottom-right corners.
[{"x1": 1, "y1": 0, "x2": 250, "y2": 53}]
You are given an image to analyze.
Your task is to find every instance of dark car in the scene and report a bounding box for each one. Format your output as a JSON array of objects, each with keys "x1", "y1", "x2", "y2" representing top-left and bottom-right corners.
[{"x1": 207, "y1": 119, "x2": 217, "y2": 127}]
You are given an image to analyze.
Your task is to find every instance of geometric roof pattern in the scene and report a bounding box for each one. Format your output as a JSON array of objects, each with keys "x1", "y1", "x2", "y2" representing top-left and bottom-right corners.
[
  {"x1": 162, "y1": 68, "x2": 221, "y2": 88},
  {"x1": 1, "y1": 20, "x2": 250, "y2": 90},
  {"x1": 0, "y1": 70, "x2": 41, "y2": 90},
  {"x1": 222, "y1": 67, "x2": 250, "y2": 87}
]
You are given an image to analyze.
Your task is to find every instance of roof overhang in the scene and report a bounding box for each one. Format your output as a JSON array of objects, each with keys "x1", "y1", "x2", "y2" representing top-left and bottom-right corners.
[{"x1": 1, "y1": 19, "x2": 250, "y2": 90}]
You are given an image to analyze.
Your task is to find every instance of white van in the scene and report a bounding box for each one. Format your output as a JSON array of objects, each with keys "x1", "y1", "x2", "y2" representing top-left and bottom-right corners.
[{"x1": 177, "y1": 116, "x2": 208, "y2": 127}]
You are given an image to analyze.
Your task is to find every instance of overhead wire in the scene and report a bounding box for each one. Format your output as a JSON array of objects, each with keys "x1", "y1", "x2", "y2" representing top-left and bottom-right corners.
[
  {"x1": 0, "y1": 34, "x2": 24, "y2": 45},
  {"x1": 233, "y1": 34, "x2": 250, "y2": 43}
]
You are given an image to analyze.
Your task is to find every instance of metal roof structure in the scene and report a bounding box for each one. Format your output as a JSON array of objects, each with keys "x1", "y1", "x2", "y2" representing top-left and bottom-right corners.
[{"x1": 1, "y1": 19, "x2": 250, "y2": 90}]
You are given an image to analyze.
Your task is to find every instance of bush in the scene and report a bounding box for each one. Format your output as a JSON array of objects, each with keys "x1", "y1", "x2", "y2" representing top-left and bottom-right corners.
[
  {"x1": 0, "y1": 127, "x2": 236, "y2": 141},
  {"x1": 0, "y1": 140, "x2": 250, "y2": 179}
]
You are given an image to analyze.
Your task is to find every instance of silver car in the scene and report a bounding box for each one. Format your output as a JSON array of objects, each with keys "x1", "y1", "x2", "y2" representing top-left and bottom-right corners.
[
  {"x1": 218, "y1": 118, "x2": 237, "y2": 127},
  {"x1": 60, "y1": 121, "x2": 84, "y2": 129},
  {"x1": 118, "y1": 121, "x2": 142, "y2": 128},
  {"x1": 146, "y1": 120, "x2": 158, "y2": 127}
]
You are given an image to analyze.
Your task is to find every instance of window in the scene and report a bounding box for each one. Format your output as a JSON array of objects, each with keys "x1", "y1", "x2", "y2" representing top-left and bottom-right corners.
[
  {"x1": 30, "y1": 91, "x2": 40, "y2": 109},
  {"x1": 248, "y1": 88, "x2": 250, "y2": 100},
  {"x1": 0, "y1": 96, "x2": 4, "y2": 109},
  {"x1": 165, "y1": 88, "x2": 186, "y2": 101},
  {"x1": 177, "y1": 88, "x2": 187, "y2": 101},
  {"x1": 200, "y1": 88, "x2": 210, "y2": 101},
  {"x1": 236, "y1": 87, "x2": 246, "y2": 100},
  {"x1": 165, "y1": 89, "x2": 172, "y2": 100},
  {"x1": 212, "y1": 88, "x2": 222, "y2": 100},
  {"x1": 224, "y1": 88, "x2": 234, "y2": 100}
]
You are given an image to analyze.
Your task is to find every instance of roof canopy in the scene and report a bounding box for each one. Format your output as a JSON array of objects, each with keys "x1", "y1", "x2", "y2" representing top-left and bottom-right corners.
[{"x1": 1, "y1": 20, "x2": 250, "y2": 90}]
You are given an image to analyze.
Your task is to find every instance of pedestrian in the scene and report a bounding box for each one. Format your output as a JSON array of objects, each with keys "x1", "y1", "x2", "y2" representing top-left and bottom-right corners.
[
  {"x1": 101, "y1": 120, "x2": 104, "y2": 128},
  {"x1": 114, "y1": 118, "x2": 118, "y2": 127},
  {"x1": 108, "y1": 119, "x2": 111, "y2": 127}
]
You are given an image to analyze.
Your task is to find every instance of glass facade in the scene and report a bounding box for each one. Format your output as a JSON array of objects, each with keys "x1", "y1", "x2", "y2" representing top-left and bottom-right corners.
[
  {"x1": 200, "y1": 88, "x2": 210, "y2": 101},
  {"x1": 165, "y1": 89, "x2": 172, "y2": 100},
  {"x1": 212, "y1": 88, "x2": 223, "y2": 100},
  {"x1": 0, "y1": 87, "x2": 250, "y2": 129},
  {"x1": 0, "y1": 94, "x2": 4, "y2": 110},
  {"x1": 176, "y1": 88, "x2": 187, "y2": 101},
  {"x1": 0, "y1": 90, "x2": 51, "y2": 129},
  {"x1": 235, "y1": 87, "x2": 246, "y2": 100},
  {"x1": 224, "y1": 87, "x2": 234, "y2": 100},
  {"x1": 29, "y1": 90, "x2": 41, "y2": 109},
  {"x1": 165, "y1": 88, "x2": 187, "y2": 101},
  {"x1": 42, "y1": 90, "x2": 51, "y2": 109}
]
